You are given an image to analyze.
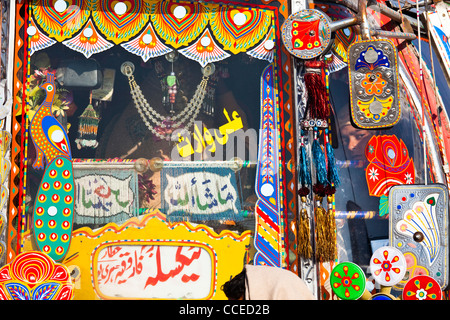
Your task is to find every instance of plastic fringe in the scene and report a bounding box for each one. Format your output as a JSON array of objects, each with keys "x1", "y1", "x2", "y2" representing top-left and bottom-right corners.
[
  {"x1": 298, "y1": 206, "x2": 312, "y2": 259},
  {"x1": 325, "y1": 129, "x2": 340, "y2": 187},
  {"x1": 314, "y1": 196, "x2": 328, "y2": 261},
  {"x1": 304, "y1": 60, "x2": 329, "y2": 120},
  {"x1": 299, "y1": 132, "x2": 312, "y2": 187},
  {"x1": 312, "y1": 131, "x2": 328, "y2": 186},
  {"x1": 326, "y1": 195, "x2": 337, "y2": 261}
]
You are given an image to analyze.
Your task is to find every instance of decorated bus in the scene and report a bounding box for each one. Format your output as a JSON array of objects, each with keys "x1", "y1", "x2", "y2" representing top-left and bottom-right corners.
[{"x1": 0, "y1": 0, "x2": 449, "y2": 300}]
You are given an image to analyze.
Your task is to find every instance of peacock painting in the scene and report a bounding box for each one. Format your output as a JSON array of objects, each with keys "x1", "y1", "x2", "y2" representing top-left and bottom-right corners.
[{"x1": 29, "y1": 72, "x2": 74, "y2": 262}]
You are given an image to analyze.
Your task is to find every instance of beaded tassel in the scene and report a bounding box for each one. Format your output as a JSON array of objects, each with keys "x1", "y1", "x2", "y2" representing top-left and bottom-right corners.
[{"x1": 75, "y1": 92, "x2": 99, "y2": 149}]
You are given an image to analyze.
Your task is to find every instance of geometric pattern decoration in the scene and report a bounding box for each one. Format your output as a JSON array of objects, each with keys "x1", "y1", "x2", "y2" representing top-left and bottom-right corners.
[
  {"x1": 32, "y1": 0, "x2": 91, "y2": 42},
  {"x1": 62, "y1": 19, "x2": 114, "y2": 58},
  {"x1": 210, "y1": 5, "x2": 273, "y2": 54},
  {"x1": 253, "y1": 64, "x2": 283, "y2": 267},
  {"x1": 91, "y1": 0, "x2": 152, "y2": 45},
  {"x1": 348, "y1": 39, "x2": 401, "y2": 129},
  {"x1": 389, "y1": 184, "x2": 448, "y2": 289},
  {"x1": 0, "y1": 251, "x2": 74, "y2": 300},
  {"x1": 365, "y1": 135, "x2": 415, "y2": 197},
  {"x1": 121, "y1": 23, "x2": 173, "y2": 62}
]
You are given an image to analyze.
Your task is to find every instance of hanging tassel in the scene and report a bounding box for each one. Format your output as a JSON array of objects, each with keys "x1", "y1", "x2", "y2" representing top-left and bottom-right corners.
[
  {"x1": 304, "y1": 59, "x2": 329, "y2": 121},
  {"x1": 325, "y1": 128, "x2": 340, "y2": 187},
  {"x1": 312, "y1": 184, "x2": 327, "y2": 261},
  {"x1": 299, "y1": 130, "x2": 312, "y2": 187},
  {"x1": 75, "y1": 91, "x2": 100, "y2": 149},
  {"x1": 297, "y1": 130, "x2": 313, "y2": 259},
  {"x1": 324, "y1": 184, "x2": 337, "y2": 261},
  {"x1": 312, "y1": 127, "x2": 328, "y2": 186},
  {"x1": 298, "y1": 195, "x2": 312, "y2": 259}
]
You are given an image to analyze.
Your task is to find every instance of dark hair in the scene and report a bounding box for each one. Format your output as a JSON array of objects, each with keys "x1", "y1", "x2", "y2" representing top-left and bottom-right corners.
[{"x1": 221, "y1": 268, "x2": 246, "y2": 300}]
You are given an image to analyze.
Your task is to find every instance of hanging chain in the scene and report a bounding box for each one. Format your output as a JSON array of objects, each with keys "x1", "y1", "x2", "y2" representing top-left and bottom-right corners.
[{"x1": 124, "y1": 64, "x2": 209, "y2": 141}]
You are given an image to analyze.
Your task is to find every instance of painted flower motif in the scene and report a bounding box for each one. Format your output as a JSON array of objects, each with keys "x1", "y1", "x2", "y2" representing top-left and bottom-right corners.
[
  {"x1": 368, "y1": 167, "x2": 379, "y2": 181},
  {"x1": 415, "y1": 288, "x2": 427, "y2": 300},
  {"x1": 404, "y1": 172, "x2": 413, "y2": 184},
  {"x1": 403, "y1": 275, "x2": 442, "y2": 300},
  {"x1": 370, "y1": 246, "x2": 406, "y2": 287},
  {"x1": 372, "y1": 250, "x2": 402, "y2": 283},
  {"x1": 361, "y1": 72, "x2": 387, "y2": 95},
  {"x1": 330, "y1": 262, "x2": 365, "y2": 300}
]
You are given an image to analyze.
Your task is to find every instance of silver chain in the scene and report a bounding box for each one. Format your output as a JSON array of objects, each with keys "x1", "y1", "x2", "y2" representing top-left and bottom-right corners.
[{"x1": 125, "y1": 65, "x2": 209, "y2": 141}]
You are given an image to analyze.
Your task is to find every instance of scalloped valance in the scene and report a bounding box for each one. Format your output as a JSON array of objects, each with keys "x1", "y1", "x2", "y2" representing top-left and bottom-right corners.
[{"x1": 28, "y1": 0, "x2": 276, "y2": 65}]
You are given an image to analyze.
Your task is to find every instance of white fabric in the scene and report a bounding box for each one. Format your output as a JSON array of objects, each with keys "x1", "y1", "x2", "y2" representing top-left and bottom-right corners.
[{"x1": 244, "y1": 265, "x2": 316, "y2": 300}]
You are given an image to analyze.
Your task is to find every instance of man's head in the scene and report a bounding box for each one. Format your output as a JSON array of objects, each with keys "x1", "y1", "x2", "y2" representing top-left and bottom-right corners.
[{"x1": 221, "y1": 268, "x2": 246, "y2": 300}]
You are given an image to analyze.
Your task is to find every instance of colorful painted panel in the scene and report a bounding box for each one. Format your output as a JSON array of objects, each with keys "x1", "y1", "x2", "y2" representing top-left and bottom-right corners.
[
  {"x1": 151, "y1": 0, "x2": 210, "y2": 49},
  {"x1": 93, "y1": 242, "x2": 215, "y2": 299},
  {"x1": 254, "y1": 64, "x2": 283, "y2": 267},
  {"x1": 32, "y1": 0, "x2": 91, "y2": 42},
  {"x1": 0, "y1": 251, "x2": 73, "y2": 300},
  {"x1": 210, "y1": 4, "x2": 273, "y2": 54},
  {"x1": 348, "y1": 39, "x2": 401, "y2": 129},
  {"x1": 21, "y1": 213, "x2": 252, "y2": 300},
  {"x1": 91, "y1": 0, "x2": 152, "y2": 45},
  {"x1": 365, "y1": 135, "x2": 415, "y2": 197},
  {"x1": 30, "y1": 0, "x2": 275, "y2": 66},
  {"x1": 389, "y1": 184, "x2": 448, "y2": 289},
  {"x1": 427, "y1": 7, "x2": 450, "y2": 86}
]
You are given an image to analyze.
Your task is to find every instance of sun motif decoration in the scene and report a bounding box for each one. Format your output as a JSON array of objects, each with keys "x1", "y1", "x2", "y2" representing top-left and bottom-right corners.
[
  {"x1": 27, "y1": 18, "x2": 57, "y2": 56},
  {"x1": 32, "y1": 0, "x2": 91, "y2": 42},
  {"x1": 246, "y1": 27, "x2": 275, "y2": 63},
  {"x1": 62, "y1": 19, "x2": 114, "y2": 58},
  {"x1": 31, "y1": 0, "x2": 277, "y2": 67},
  {"x1": 210, "y1": 5, "x2": 273, "y2": 54},
  {"x1": 151, "y1": 0, "x2": 210, "y2": 49},
  {"x1": 365, "y1": 135, "x2": 415, "y2": 197},
  {"x1": 402, "y1": 275, "x2": 442, "y2": 300},
  {"x1": 178, "y1": 29, "x2": 231, "y2": 67},
  {"x1": 369, "y1": 246, "x2": 406, "y2": 287},
  {"x1": 330, "y1": 262, "x2": 366, "y2": 300},
  {"x1": 91, "y1": 0, "x2": 152, "y2": 45},
  {"x1": 0, "y1": 251, "x2": 74, "y2": 300},
  {"x1": 121, "y1": 22, "x2": 173, "y2": 62}
]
